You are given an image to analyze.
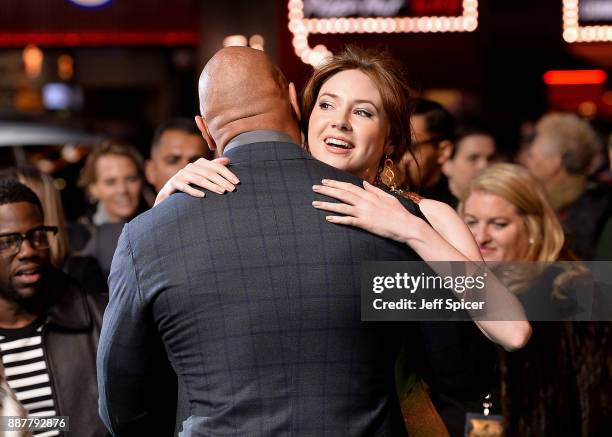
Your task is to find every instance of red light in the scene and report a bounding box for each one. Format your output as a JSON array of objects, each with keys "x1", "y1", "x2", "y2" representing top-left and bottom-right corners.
[
  {"x1": 0, "y1": 32, "x2": 200, "y2": 47},
  {"x1": 543, "y1": 70, "x2": 607, "y2": 85}
]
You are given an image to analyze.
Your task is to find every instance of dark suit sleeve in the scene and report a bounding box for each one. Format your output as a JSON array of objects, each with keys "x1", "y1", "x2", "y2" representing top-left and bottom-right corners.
[{"x1": 96, "y1": 223, "x2": 176, "y2": 436}]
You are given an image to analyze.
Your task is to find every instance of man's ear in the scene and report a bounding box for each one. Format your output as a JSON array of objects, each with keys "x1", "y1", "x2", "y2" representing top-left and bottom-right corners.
[
  {"x1": 288, "y1": 82, "x2": 301, "y2": 121},
  {"x1": 442, "y1": 159, "x2": 453, "y2": 177},
  {"x1": 437, "y1": 139, "x2": 453, "y2": 165},
  {"x1": 144, "y1": 159, "x2": 156, "y2": 186},
  {"x1": 195, "y1": 115, "x2": 216, "y2": 152}
]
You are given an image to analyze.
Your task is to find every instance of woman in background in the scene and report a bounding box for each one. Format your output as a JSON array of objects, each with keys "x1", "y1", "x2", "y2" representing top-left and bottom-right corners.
[
  {"x1": 459, "y1": 163, "x2": 611, "y2": 436},
  {"x1": 74, "y1": 141, "x2": 147, "y2": 276}
]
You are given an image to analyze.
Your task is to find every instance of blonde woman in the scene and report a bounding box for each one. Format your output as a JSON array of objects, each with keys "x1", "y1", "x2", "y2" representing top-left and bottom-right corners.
[{"x1": 458, "y1": 163, "x2": 611, "y2": 436}]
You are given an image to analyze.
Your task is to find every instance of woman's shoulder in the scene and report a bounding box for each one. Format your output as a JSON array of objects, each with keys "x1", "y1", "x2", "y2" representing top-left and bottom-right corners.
[{"x1": 414, "y1": 197, "x2": 458, "y2": 218}]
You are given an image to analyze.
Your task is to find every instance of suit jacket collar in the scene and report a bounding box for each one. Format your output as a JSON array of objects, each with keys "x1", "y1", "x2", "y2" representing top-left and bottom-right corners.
[{"x1": 223, "y1": 134, "x2": 313, "y2": 165}]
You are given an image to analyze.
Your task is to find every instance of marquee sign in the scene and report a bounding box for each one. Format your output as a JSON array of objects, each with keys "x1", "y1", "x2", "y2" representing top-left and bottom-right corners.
[
  {"x1": 288, "y1": 0, "x2": 479, "y2": 65},
  {"x1": 563, "y1": 0, "x2": 612, "y2": 42}
]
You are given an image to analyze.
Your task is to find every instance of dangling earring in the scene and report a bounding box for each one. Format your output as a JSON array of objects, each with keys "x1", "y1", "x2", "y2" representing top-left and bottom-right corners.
[{"x1": 378, "y1": 154, "x2": 401, "y2": 192}]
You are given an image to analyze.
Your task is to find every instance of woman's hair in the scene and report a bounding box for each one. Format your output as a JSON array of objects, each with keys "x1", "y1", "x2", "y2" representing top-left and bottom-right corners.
[
  {"x1": 0, "y1": 166, "x2": 70, "y2": 268},
  {"x1": 79, "y1": 140, "x2": 144, "y2": 188},
  {"x1": 458, "y1": 163, "x2": 564, "y2": 261},
  {"x1": 301, "y1": 45, "x2": 413, "y2": 162}
]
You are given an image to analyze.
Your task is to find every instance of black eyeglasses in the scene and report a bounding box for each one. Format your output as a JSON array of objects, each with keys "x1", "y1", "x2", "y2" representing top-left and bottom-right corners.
[
  {"x1": 0, "y1": 226, "x2": 58, "y2": 255},
  {"x1": 412, "y1": 136, "x2": 445, "y2": 148}
]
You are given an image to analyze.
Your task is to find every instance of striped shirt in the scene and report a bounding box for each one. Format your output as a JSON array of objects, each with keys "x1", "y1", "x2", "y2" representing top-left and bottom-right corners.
[{"x1": 0, "y1": 319, "x2": 59, "y2": 437}]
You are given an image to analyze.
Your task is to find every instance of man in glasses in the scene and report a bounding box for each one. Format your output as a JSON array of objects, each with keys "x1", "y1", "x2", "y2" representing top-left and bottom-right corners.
[
  {"x1": 0, "y1": 179, "x2": 108, "y2": 436},
  {"x1": 398, "y1": 98, "x2": 457, "y2": 207}
]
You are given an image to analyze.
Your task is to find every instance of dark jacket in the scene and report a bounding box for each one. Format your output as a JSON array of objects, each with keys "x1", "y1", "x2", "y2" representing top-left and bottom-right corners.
[
  {"x1": 43, "y1": 269, "x2": 109, "y2": 436},
  {"x1": 99, "y1": 141, "x2": 429, "y2": 436}
]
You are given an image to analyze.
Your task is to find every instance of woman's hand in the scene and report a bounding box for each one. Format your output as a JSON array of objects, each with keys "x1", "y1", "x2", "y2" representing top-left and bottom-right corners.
[
  {"x1": 312, "y1": 179, "x2": 419, "y2": 244},
  {"x1": 154, "y1": 157, "x2": 240, "y2": 206}
]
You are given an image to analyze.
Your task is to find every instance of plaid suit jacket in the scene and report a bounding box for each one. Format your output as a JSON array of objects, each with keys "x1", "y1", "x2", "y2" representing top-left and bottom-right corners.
[{"x1": 98, "y1": 141, "x2": 422, "y2": 436}]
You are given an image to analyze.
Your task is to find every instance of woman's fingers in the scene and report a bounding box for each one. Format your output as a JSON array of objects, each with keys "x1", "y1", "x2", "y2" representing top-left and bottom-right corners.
[
  {"x1": 312, "y1": 200, "x2": 354, "y2": 216},
  {"x1": 173, "y1": 180, "x2": 207, "y2": 198},
  {"x1": 186, "y1": 163, "x2": 237, "y2": 192},
  {"x1": 321, "y1": 179, "x2": 374, "y2": 198},
  {"x1": 312, "y1": 184, "x2": 360, "y2": 205},
  {"x1": 324, "y1": 215, "x2": 358, "y2": 226},
  {"x1": 193, "y1": 157, "x2": 240, "y2": 185},
  {"x1": 362, "y1": 180, "x2": 396, "y2": 200},
  {"x1": 154, "y1": 177, "x2": 205, "y2": 207}
]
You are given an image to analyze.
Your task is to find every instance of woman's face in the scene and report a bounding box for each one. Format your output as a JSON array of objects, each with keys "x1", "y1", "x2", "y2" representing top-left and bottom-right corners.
[
  {"x1": 88, "y1": 154, "x2": 142, "y2": 222},
  {"x1": 307, "y1": 69, "x2": 391, "y2": 183},
  {"x1": 462, "y1": 191, "x2": 530, "y2": 261}
]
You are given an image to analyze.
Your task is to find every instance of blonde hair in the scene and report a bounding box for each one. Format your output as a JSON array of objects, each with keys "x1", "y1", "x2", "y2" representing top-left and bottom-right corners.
[
  {"x1": 0, "y1": 166, "x2": 70, "y2": 268},
  {"x1": 79, "y1": 140, "x2": 144, "y2": 188},
  {"x1": 458, "y1": 163, "x2": 564, "y2": 261}
]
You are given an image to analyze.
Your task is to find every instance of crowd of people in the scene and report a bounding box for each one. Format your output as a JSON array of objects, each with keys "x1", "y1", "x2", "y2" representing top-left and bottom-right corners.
[{"x1": 0, "y1": 45, "x2": 610, "y2": 436}]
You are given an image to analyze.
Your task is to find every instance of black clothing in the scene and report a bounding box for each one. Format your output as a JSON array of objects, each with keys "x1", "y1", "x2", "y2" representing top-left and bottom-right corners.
[
  {"x1": 560, "y1": 181, "x2": 612, "y2": 260},
  {"x1": 420, "y1": 174, "x2": 458, "y2": 209}
]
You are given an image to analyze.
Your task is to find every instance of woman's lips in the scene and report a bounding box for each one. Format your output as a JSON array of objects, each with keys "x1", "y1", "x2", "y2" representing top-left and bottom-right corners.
[
  {"x1": 323, "y1": 138, "x2": 354, "y2": 155},
  {"x1": 479, "y1": 246, "x2": 495, "y2": 254}
]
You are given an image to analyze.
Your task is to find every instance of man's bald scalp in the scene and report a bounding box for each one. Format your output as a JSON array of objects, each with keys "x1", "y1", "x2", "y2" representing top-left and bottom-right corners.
[{"x1": 198, "y1": 47, "x2": 289, "y2": 121}]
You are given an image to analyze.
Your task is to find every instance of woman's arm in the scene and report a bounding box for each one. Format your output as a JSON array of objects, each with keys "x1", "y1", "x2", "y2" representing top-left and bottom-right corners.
[
  {"x1": 153, "y1": 157, "x2": 240, "y2": 206},
  {"x1": 312, "y1": 179, "x2": 531, "y2": 351}
]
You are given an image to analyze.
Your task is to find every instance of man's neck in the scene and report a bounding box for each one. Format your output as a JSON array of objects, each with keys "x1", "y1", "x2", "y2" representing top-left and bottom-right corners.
[
  {"x1": 213, "y1": 115, "x2": 302, "y2": 154},
  {"x1": 0, "y1": 297, "x2": 45, "y2": 329},
  {"x1": 547, "y1": 173, "x2": 587, "y2": 211}
]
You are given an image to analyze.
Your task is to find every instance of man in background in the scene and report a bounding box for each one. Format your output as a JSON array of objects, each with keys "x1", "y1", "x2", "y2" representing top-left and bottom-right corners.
[
  {"x1": 443, "y1": 124, "x2": 496, "y2": 200},
  {"x1": 145, "y1": 117, "x2": 211, "y2": 193},
  {"x1": 0, "y1": 179, "x2": 107, "y2": 436},
  {"x1": 526, "y1": 112, "x2": 611, "y2": 260},
  {"x1": 398, "y1": 98, "x2": 456, "y2": 206}
]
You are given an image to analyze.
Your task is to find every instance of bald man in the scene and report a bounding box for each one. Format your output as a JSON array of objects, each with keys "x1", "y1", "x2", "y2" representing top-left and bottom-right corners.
[{"x1": 98, "y1": 47, "x2": 424, "y2": 436}]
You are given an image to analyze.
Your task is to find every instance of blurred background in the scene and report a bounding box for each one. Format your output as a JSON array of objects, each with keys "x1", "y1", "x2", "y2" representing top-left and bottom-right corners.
[{"x1": 0, "y1": 0, "x2": 611, "y2": 218}]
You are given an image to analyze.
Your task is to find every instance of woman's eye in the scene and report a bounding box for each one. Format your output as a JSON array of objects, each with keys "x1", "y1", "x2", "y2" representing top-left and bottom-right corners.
[
  {"x1": 355, "y1": 109, "x2": 373, "y2": 118},
  {"x1": 464, "y1": 219, "x2": 477, "y2": 226},
  {"x1": 493, "y1": 221, "x2": 508, "y2": 229},
  {"x1": 318, "y1": 101, "x2": 333, "y2": 110}
]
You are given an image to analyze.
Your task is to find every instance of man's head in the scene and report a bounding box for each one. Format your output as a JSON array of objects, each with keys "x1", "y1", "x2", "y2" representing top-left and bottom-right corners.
[
  {"x1": 526, "y1": 113, "x2": 599, "y2": 185},
  {"x1": 194, "y1": 47, "x2": 302, "y2": 153},
  {"x1": 443, "y1": 125, "x2": 496, "y2": 198},
  {"x1": 398, "y1": 98, "x2": 454, "y2": 190},
  {"x1": 0, "y1": 180, "x2": 53, "y2": 303},
  {"x1": 145, "y1": 118, "x2": 211, "y2": 193}
]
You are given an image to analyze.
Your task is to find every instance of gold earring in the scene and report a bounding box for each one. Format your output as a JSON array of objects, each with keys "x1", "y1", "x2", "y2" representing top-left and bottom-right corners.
[{"x1": 379, "y1": 154, "x2": 400, "y2": 192}]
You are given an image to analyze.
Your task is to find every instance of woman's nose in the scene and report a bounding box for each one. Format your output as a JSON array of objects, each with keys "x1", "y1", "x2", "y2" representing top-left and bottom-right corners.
[
  {"x1": 331, "y1": 112, "x2": 351, "y2": 131},
  {"x1": 474, "y1": 225, "x2": 491, "y2": 244}
]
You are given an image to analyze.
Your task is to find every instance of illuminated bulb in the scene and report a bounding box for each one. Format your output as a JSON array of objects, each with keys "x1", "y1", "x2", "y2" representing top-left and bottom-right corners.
[
  {"x1": 339, "y1": 18, "x2": 349, "y2": 32},
  {"x1": 440, "y1": 17, "x2": 451, "y2": 32},
  {"x1": 464, "y1": 17, "x2": 478, "y2": 31},
  {"x1": 564, "y1": 27, "x2": 578, "y2": 42},
  {"x1": 249, "y1": 34, "x2": 264, "y2": 46},
  {"x1": 293, "y1": 36, "x2": 308, "y2": 50},
  {"x1": 23, "y1": 44, "x2": 43, "y2": 78},
  {"x1": 348, "y1": 18, "x2": 357, "y2": 33},
  {"x1": 223, "y1": 35, "x2": 247, "y2": 47},
  {"x1": 300, "y1": 49, "x2": 311, "y2": 63},
  {"x1": 363, "y1": 18, "x2": 375, "y2": 33},
  {"x1": 57, "y1": 54, "x2": 74, "y2": 81}
]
